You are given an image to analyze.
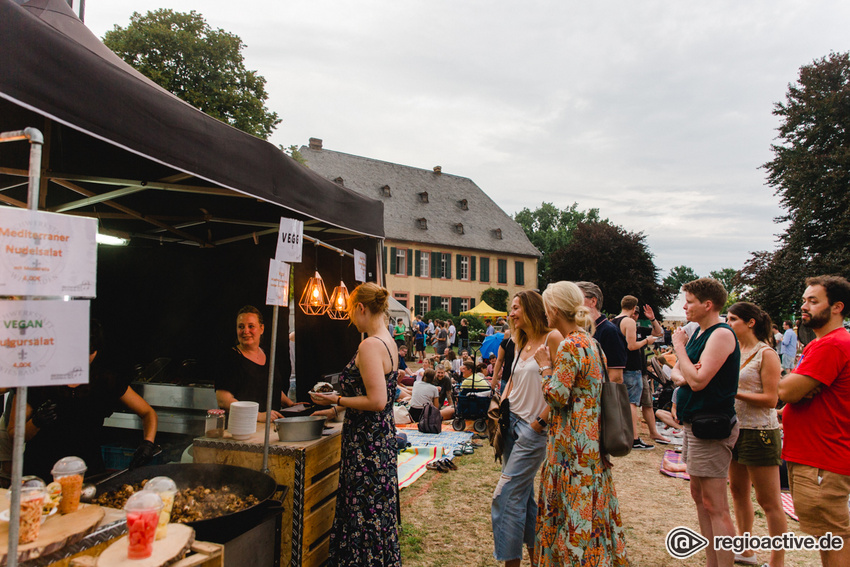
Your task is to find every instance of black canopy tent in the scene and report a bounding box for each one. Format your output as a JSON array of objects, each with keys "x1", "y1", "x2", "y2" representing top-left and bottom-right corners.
[{"x1": 0, "y1": 0, "x2": 384, "y2": 398}]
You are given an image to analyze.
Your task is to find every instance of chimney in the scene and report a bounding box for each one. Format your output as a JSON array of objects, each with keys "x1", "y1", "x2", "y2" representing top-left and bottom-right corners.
[
  {"x1": 433, "y1": 166, "x2": 442, "y2": 174},
  {"x1": 309, "y1": 137, "x2": 323, "y2": 150}
]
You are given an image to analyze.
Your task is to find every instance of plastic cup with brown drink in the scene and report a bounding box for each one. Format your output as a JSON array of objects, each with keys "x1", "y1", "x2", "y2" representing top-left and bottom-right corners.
[
  {"x1": 142, "y1": 476, "x2": 177, "y2": 540},
  {"x1": 51, "y1": 456, "x2": 87, "y2": 514}
]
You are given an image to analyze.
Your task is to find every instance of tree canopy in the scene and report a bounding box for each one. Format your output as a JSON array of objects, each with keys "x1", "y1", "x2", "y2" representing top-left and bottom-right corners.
[
  {"x1": 741, "y1": 52, "x2": 850, "y2": 320},
  {"x1": 547, "y1": 221, "x2": 670, "y2": 315},
  {"x1": 663, "y1": 265, "x2": 699, "y2": 293},
  {"x1": 480, "y1": 288, "x2": 509, "y2": 313},
  {"x1": 104, "y1": 9, "x2": 281, "y2": 139},
  {"x1": 514, "y1": 202, "x2": 604, "y2": 284}
]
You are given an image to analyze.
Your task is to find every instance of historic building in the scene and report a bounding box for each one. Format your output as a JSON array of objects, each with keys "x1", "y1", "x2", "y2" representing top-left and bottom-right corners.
[{"x1": 299, "y1": 139, "x2": 540, "y2": 317}]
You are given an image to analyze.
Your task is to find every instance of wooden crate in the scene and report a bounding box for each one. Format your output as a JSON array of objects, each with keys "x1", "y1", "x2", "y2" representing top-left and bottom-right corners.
[{"x1": 194, "y1": 426, "x2": 342, "y2": 567}]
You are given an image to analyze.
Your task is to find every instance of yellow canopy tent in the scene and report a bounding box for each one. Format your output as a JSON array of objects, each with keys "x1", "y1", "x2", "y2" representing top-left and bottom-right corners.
[{"x1": 461, "y1": 300, "x2": 507, "y2": 319}]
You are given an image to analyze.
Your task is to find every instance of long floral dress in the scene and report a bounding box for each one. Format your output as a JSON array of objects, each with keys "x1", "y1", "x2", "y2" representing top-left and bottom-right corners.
[
  {"x1": 533, "y1": 331, "x2": 629, "y2": 567},
  {"x1": 329, "y1": 342, "x2": 401, "y2": 566}
]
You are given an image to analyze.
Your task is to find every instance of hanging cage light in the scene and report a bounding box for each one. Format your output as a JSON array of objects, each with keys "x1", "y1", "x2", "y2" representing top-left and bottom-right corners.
[
  {"x1": 299, "y1": 245, "x2": 330, "y2": 315},
  {"x1": 327, "y1": 253, "x2": 350, "y2": 320}
]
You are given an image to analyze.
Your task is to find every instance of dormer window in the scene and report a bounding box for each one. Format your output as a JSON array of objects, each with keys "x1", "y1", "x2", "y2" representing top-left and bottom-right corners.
[
  {"x1": 455, "y1": 223, "x2": 464, "y2": 234},
  {"x1": 417, "y1": 218, "x2": 428, "y2": 230},
  {"x1": 418, "y1": 191, "x2": 429, "y2": 203},
  {"x1": 458, "y1": 199, "x2": 468, "y2": 210},
  {"x1": 493, "y1": 228, "x2": 502, "y2": 239},
  {"x1": 334, "y1": 176, "x2": 344, "y2": 186},
  {"x1": 381, "y1": 185, "x2": 391, "y2": 197}
]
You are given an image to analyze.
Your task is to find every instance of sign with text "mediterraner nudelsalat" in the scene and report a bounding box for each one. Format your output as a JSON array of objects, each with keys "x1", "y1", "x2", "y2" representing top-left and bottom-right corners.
[
  {"x1": 0, "y1": 300, "x2": 90, "y2": 387},
  {"x1": 0, "y1": 207, "x2": 97, "y2": 297}
]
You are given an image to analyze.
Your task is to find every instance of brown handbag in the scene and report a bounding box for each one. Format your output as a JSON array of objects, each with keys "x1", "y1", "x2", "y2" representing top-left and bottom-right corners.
[{"x1": 487, "y1": 356, "x2": 518, "y2": 462}]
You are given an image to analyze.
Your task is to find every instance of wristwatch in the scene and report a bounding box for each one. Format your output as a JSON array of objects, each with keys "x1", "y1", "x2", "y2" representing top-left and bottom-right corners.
[{"x1": 535, "y1": 417, "x2": 548, "y2": 428}]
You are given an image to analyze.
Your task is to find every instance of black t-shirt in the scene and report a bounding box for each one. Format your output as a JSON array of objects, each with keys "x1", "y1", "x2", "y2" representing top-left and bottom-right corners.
[
  {"x1": 499, "y1": 337, "x2": 516, "y2": 383},
  {"x1": 459, "y1": 326, "x2": 469, "y2": 340},
  {"x1": 215, "y1": 348, "x2": 284, "y2": 412},
  {"x1": 24, "y1": 361, "x2": 131, "y2": 480},
  {"x1": 593, "y1": 315, "x2": 628, "y2": 369}
]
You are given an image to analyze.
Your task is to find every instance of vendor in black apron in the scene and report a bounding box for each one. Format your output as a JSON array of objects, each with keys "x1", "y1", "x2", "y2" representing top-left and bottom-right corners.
[
  {"x1": 215, "y1": 305, "x2": 294, "y2": 423},
  {"x1": 7, "y1": 320, "x2": 159, "y2": 481}
]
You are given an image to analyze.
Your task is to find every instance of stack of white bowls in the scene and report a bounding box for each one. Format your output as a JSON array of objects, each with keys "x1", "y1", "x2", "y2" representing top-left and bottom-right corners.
[{"x1": 228, "y1": 401, "x2": 259, "y2": 440}]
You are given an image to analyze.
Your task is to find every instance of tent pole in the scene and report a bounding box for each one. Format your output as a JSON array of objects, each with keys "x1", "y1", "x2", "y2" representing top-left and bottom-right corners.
[
  {"x1": 261, "y1": 305, "x2": 280, "y2": 474},
  {"x1": 0, "y1": 127, "x2": 43, "y2": 567}
]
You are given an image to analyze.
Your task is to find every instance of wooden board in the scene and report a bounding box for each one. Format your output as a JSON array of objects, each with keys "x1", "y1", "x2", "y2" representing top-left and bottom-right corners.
[
  {"x1": 96, "y1": 523, "x2": 195, "y2": 567},
  {"x1": 0, "y1": 503, "x2": 104, "y2": 564}
]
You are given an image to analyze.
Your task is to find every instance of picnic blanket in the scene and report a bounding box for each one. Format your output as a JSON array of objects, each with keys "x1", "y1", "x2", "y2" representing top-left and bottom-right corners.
[
  {"x1": 660, "y1": 449, "x2": 690, "y2": 481},
  {"x1": 397, "y1": 446, "x2": 444, "y2": 489},
  {"x1": 401, "y1": 429, "x2": 474, "y2": 458},
  {"x1": 780, "y1": 492, "x2": 798, "y2": 522}
]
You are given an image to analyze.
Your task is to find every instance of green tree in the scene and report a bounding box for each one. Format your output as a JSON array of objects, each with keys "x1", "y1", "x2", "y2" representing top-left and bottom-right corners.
[
  {"x1": 548, "y1": 221, "x2": 670, "y2": 315},
  {"x1": 514, "y1": 202, "x2": 604, "y2": 285},
  {"x1": 480, "y1": 288, "x2": 509, "y2": 313},
  {"x1": 663, "y1": 265, "x2": 699, "y2": 293},
  {"x1": 104, "y1": 10, "x2": 281, "y2": 139},
  {"x1": 742, "y1": 52, "x2": 850, "y2": 318}
]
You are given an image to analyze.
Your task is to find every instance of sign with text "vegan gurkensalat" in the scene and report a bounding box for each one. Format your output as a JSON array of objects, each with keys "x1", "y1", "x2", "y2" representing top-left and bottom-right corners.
[
  {"x1": 0, "y1": 208, "x2": 97, "y2": 297},
  {"x1": 0, "y1": 301, "x2": 90, "y2": 387}
]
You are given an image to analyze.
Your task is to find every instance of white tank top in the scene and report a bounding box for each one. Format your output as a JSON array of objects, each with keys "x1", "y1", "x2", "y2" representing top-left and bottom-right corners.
[{"x1": 507, "y1": 336, "x2": 549, "y2": 424}]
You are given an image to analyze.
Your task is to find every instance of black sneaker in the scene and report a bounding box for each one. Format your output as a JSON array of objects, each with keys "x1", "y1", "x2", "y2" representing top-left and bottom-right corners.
[{"x1": 632, "y1": 439, "x2": 655, "y2": 450}]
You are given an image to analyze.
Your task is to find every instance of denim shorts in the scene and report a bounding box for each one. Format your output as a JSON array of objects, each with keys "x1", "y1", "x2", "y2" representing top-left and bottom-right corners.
[{"x1": 623, "y1": 370, "x2": 643, "y2": 405}]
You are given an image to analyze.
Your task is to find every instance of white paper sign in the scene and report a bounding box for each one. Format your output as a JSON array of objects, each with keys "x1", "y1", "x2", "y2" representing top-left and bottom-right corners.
[
  {"x1": 354, "y1": 249, "x2": 367, "y2": 282},
  {"x1": 266, "y1": 259, "x2": 291, "y2": 307},
  {"x1": 0, "y1": 300, "x2": 90, "y2": 387},
  {"x1": 0, "y1": 208, "x2": 97, "y2": 297},
  {"x1": 274, "y1": 217, "x2": 303, "y2": 263}
]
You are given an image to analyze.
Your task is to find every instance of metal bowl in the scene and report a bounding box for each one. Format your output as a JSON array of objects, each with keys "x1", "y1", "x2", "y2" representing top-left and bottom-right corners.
[{"x1": 273, "y1": 416, "x2": 327, "y2": 442}]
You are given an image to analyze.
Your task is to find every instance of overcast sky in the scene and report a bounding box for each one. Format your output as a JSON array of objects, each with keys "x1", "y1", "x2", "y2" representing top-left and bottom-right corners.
[{"x1": 81, "y1": 1, "x2": 849, "y2": 277}]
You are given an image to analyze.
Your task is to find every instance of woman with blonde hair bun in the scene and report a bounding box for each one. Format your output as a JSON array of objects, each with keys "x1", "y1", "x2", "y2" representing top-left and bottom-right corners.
[
  {"x1": 310, "y1": 281, "x2": 401, "y2": 566},
  {"x1": 533, "y1": 281, "x2": 628, "y2": 566}
]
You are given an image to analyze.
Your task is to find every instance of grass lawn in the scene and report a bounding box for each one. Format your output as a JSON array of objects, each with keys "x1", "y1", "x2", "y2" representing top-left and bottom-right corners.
[{"x1": 398, "y1": 422, "x2": 822, "y2": 566}]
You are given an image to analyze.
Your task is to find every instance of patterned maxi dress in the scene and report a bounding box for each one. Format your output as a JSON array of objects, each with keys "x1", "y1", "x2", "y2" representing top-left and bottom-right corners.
[
  {"x1": 533, "y1": 331, "x2": 629, "y2": 567},
  {"x1": 329, "y1": 342, "x2": 401, "y2": 566}
]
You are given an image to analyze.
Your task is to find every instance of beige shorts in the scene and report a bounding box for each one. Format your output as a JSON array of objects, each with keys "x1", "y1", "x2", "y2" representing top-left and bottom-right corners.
[
  {"x1": 787, "y1": 462, "x2": 850, "y2": 537},
  {"x1": 681, "y1": 421, "x2": 739, "y2": 478}
]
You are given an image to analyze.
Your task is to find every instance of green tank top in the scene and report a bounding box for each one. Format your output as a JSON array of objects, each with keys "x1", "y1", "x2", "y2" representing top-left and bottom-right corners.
[{"x1": 677, "y1": 322, "x2": 740, "y2": 422}]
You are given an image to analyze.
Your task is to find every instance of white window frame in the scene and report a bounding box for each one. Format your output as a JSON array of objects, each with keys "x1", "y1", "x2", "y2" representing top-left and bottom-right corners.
[
  {"x1": 395, "y1": 249, "x2": 406, "y2": 275},
  {"x1": 440, "y1": 254, "x2": 449, "y2": 279},
  {"x1": 420, "y1": 251, "x2": 430, "y2": 278},
  {"x1": 460, "y1": 298, "x2": 470, "y2": 312},
  {"x1": 419, "y1": 296, "x2": 430, "y2": 316},
  {"x1": 441, "y1": 297, "x2": 450, "y2": 312},
  {"x1": 460, "y1": 255, "x2": 469, "y2": 280}
]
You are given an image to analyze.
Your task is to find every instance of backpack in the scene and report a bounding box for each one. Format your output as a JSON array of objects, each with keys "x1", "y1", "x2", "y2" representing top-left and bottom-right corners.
[{"x1": 417, "y1": 403, "x2": 442, "y2": 434}]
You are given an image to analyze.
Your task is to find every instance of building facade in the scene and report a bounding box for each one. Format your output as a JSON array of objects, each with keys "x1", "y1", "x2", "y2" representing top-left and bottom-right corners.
[{"x1": 300, "y1": 139, "x2": 540, "y2": 317}]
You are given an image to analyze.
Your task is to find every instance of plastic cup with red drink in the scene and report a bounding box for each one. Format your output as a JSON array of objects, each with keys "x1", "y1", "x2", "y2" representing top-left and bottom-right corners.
[{"x1": 124, "y1": 491, "x2": 163, "y2": 559}]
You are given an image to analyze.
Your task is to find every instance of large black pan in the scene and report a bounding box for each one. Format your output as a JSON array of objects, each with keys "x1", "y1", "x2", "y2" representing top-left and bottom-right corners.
[{"x1": 93, "y1": 463, "x2": 281, "y2": 542}]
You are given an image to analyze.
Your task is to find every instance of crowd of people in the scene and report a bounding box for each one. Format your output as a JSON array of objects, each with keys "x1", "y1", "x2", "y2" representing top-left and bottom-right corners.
[{"x1": 306, "y1": 272, "x2": 850, "y2": 567}]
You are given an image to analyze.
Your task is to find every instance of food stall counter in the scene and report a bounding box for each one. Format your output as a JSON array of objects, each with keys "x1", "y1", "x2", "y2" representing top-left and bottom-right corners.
[{"x1": 193, "y1": 422, "x2": 342, "y2": 567}]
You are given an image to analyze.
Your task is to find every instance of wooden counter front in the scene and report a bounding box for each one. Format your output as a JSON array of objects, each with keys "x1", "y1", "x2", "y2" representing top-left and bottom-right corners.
[{"x1": 193, "y1": 423, "x2": 342, "y2": 567}]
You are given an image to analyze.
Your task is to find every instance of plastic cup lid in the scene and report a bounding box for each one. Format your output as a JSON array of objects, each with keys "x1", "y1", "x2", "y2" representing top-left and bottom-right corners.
[
  {"x1": 21, "y1": 476, "x2": 46, "y2": 490},
  {"x1": 51, "y1": 456, "x2": 87, "y2": 476},
  {"x1": 8, "y1": 486, "x2": 44, "y2": 501},
  {"x1": 124, "y1": 491, "x2": 163, "y2": 512},
  {"x1": 142, "y1": 476, "x2": 177, "y2": 494}
]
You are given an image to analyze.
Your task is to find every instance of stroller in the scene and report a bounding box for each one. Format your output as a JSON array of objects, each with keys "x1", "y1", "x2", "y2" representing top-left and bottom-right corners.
[{"x1": 451, "y1": 380, "x2": 492, "y2": 433}]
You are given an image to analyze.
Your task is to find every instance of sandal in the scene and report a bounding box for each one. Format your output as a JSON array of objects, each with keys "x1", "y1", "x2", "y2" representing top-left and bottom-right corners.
[
  {"x1": 463, "y1": 443, "x2": 474, "y2": 455},
  {"x1": 426, "y1": 461, "x2": 446, "y2": 472},
  {"x1": 441, "y1": 458, "x2": 458, "y2": 471},
  {"x1": 453, "y1": 447, "x2": 464, "y2": 456}
]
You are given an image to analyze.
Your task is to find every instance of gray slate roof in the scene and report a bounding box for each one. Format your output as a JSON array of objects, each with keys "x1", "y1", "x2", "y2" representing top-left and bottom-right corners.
[{"x1": 299, "y1": 145, "x2": 541, "y2": 258}]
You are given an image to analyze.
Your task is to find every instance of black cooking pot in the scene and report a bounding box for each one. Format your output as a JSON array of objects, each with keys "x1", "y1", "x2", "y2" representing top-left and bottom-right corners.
[{"x1": 93, "y1": 463, "x2": 282, "y2": 543}]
